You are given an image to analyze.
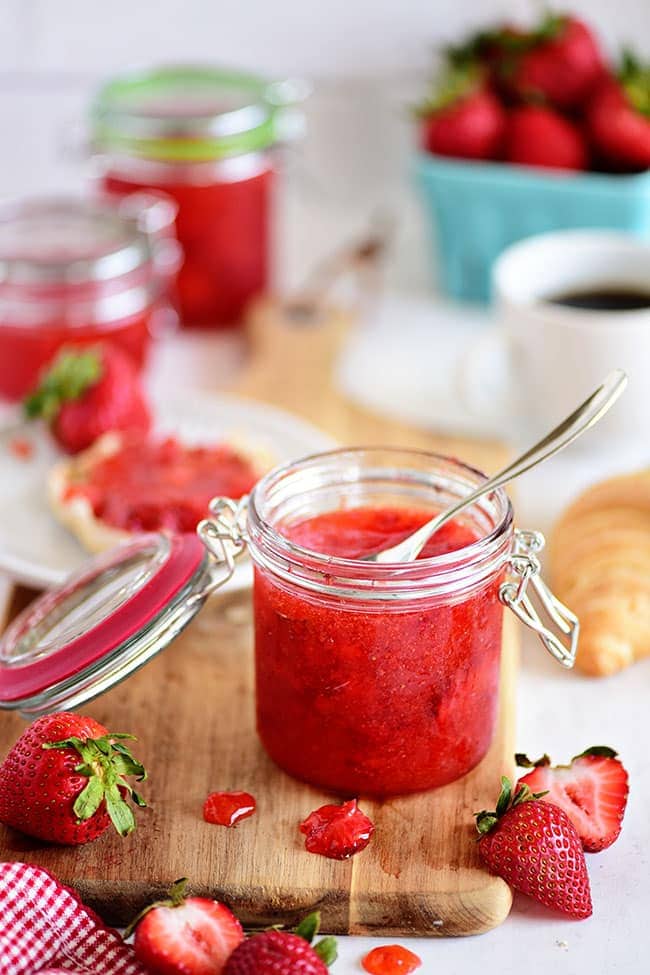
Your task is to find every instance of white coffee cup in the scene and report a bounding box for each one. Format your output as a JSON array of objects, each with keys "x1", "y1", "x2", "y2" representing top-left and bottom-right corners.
[{"x1": 461, "y1": 230, "x2": 650, "y2": 448}]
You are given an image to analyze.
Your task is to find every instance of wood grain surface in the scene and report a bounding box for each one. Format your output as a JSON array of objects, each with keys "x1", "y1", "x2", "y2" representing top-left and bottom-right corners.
[{"x1": 0, "y1": 299, "x2": 517, "y2": 935}]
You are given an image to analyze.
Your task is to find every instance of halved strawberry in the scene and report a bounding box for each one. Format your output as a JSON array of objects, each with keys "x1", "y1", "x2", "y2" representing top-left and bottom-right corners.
[
  {"x1": 127, "y1": 878, "x2": 244, "y2": 975},
  {"x1": 516, "y1": 746, "x2": 629, "y2": 852}
]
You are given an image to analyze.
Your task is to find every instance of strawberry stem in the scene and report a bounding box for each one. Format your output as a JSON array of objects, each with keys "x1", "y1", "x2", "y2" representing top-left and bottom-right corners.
[
  {"x1": 515, "y1": 752, "x2": 551, "y2": 768},
  {"x1": 124, "y1": 877, "x2": 189, "y2": 939},
  {"x1": 43, "y1": 732, "x2": 147, "y2": 837},
  {"x1": 475, "y1": 777, "x2": 549, "y2": 836}
]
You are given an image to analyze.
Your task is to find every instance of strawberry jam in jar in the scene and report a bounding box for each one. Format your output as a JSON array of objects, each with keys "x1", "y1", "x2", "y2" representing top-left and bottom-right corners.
[
  {"x1": 0, "y1": 196, "x2": 173, "y2": 401},
  {"x1": 91, "y1": 67, "x2": 304, "y2": 329},
  {"x1": 245, "y1": 448, "x2": 515, "y2": 796}
]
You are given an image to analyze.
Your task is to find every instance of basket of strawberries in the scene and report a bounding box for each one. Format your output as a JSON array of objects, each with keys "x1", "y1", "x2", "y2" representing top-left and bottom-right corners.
[{"x1": 414, "y1": 11, "x2": 650, "y2": 303}]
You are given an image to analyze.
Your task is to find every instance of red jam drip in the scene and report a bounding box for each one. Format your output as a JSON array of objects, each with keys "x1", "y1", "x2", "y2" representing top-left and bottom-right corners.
[
  {"x1": 0, "y1": 313, "x2": 151, "y2": 402},
  {"x1": 299, "y1": 799, "x2": 374, "y2": 860},
  {"x1": 254, "y1": 505, "x2": 504, "y2": 796},
  {"x1": 103, "y1": 170, "x2": 272, "y2": 328},
  {"x1": 362, "y1": 945, "x2": 422, "y2": 974},
  {"x1": 64, "y1": 436, "x2": 258, "y2": 533},
  {"x1": 203, "y1": 791, "x2": 256, "y2": 827},
  {"x1": 8, "y1": 437, "x2": 34, "y2": 461}
]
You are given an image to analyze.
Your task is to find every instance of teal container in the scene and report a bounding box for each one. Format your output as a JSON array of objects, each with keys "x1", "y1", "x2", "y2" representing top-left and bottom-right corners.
[{"x1": 413, "y1": 151, "x2": 650, "y2": 304}]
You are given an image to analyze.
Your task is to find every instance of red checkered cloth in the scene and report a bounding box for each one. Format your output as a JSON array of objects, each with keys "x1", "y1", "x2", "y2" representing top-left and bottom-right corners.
[{"x1": 0, "y1": 862, "x2": 148, "y2": 975}]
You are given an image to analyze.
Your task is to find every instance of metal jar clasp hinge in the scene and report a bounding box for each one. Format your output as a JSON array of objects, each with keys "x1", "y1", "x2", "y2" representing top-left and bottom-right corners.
[
  {"x1": 500, "y1": 529, "x2": 579, "y2": 668},
  {"x1": 197, "y1": 496, "x2": 250, "y2": 595}
]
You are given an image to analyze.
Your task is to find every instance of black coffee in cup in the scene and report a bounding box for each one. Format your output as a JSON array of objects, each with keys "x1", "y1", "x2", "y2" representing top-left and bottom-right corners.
[{"x1": 547, "y1": 289, "x2": 650, "y2": 311}]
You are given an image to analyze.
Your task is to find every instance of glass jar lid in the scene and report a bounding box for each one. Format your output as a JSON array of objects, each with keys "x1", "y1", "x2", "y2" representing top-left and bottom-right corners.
[
  {"x1": 91, "y1": 65, "x2": 307, "y2": 162},
  {"x1": 0, "y1": 533, "x2": 211, "y2": 717},
  {"x1": 0, "y1": 197, "x2": 155, "y2": 286}
]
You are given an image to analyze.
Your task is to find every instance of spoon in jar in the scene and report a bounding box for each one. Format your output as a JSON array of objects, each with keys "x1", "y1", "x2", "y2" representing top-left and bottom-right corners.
[{"x1": 364, "y1": 368, "x2": 628, "y2": 564}]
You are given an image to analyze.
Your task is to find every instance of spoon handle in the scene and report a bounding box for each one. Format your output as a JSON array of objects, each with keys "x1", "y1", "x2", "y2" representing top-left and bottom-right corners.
[{"x1": 371, "y1": 368, "x2": 628, "y2": 564}]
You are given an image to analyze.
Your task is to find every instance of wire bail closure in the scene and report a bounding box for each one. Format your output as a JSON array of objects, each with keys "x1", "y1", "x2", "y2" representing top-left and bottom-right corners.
[
  {"x1": 197, "y1": 495, "x2": 250, "y2": 595},
  {"x1": 500, "y1": 529, "x2": 579, "y2": 668}
]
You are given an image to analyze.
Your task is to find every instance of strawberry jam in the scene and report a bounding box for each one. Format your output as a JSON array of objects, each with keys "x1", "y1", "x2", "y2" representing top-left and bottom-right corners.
[
  {"x1": 203, "y1": 791, "x2": 256, "y2": 827},
  {"x1": 299, "y1": 799, "x2": 374, "y2": 860},
  {"x1": 252, "y1": 489, "x2": 509, "y2": 796},
  {"x1": 65, "y1": 436, "x2": 259, "y2": 533},
  {"x1": 103, "y1": 168, "x2": 272, "y2": 328},
  {"x1": 362, "y1": 945, "x2": 422, "y2": 974}
]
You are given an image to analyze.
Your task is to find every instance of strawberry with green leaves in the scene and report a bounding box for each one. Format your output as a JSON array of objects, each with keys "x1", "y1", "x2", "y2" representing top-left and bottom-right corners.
[
  {"x1": 587, "y1": 52, "x2": 650, "y2": 170},
  {"x1": 223, "y1": 912, "x2": 337, "y2": 975},
  {"x1": 24, "y1": 344, "x2": 151, "y2": 454},
  {"x1": 504, "y1": 104, "x2": 588, "y2": 170},
  {"x1": 0, "y1": 712, "x2": 147, "y2": 845},
  {"x1": 504, "y1": 14, "x2": 604, "y2": 110},
  {"x1": 417, "y1": 64, "x2": 507, "y2": 161},
  {"x1": 476, "y1": 776, "x2": 592, "y2": 919},
  {"x1": 516, "y1": 746, "x2": 629, "y2": 852}
]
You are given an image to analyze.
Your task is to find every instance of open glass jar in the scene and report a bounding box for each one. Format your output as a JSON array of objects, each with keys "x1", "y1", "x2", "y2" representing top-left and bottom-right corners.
[
  {"x1": 0, "y1": 195, "x2": 179, "y2": 401},
  {"x1": 0, "y1": 448, "x2": 577, "y2": 798},
  {"x1": 89, "y1": 66, "x2": 305, "y2": 329}
]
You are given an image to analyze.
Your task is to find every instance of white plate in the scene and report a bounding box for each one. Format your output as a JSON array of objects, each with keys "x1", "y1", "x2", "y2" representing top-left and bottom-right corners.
[{"x1": 0, "y1": 391, "x2": 336, "y2": 590}]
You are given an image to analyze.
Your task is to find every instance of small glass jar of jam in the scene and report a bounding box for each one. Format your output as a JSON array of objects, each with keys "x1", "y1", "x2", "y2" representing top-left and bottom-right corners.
[
  {"x1": 0, "y1": 448, "x2": 576, "y2": 790},
  {"x1": 0, "y1": 196, "x2": 175, "y2": 402},
  {"x1": 89, "y1": 66, "x2": 304, "y2": 329},
  {"x1": 234, "y1": 448, "x2": 576, "y2": 796}
]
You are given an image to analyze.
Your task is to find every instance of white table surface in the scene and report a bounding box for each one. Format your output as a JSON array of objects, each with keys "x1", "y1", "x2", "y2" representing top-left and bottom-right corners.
[{"x1": 149, "y1": 331, "x2": 648, "y2": 975}]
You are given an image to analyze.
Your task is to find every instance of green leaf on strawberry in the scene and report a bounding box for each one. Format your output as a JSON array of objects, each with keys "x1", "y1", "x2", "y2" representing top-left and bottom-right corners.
[
  {"x1": 43, "y1": 731, "x2": 147, "y2": 837},
  {"x1": 24, "y1": 349, "x2": 102, "y2": 420}
]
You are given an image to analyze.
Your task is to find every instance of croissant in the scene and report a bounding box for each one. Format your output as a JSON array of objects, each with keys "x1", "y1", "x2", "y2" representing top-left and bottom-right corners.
[{"x1": 548, "y1": 469, "x2": 650, "y2": 677}]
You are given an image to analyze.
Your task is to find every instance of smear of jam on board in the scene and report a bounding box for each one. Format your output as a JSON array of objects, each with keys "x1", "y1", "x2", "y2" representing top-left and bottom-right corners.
[
  {"x1": 299, "y1": 799, "x2": 374, "y2": 860},
  {"x1": 203, "y1": 791, "x2": 256, "y2": 827}
]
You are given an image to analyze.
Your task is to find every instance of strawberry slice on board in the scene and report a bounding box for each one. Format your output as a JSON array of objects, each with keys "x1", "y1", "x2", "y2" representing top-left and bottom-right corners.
[
  {"x1": 516, "y1": 746, "x2": 629, "y2": 852},
  {"x1": 127, "y1": 878, "x2": 244, "y2": 975}
]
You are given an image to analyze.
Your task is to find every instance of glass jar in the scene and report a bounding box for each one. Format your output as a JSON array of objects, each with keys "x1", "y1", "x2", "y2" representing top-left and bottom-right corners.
[
  {"x1": 90, "y1": 66, "x2": 304, "y2": 329},
  {"x1": 244, "y1": 448, "x2": 513, "y2": 795},
  {"x1": 0, "y1": 447, "x2": 577, "y2": 785},
  {"x1": 0, "y1": 195, "x2": 177, "y2": 401}
]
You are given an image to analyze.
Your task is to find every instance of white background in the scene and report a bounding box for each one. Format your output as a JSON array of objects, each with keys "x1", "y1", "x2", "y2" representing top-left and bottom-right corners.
[{"x1": 2, "y1": 2, "x2": 650, "y2": 973}]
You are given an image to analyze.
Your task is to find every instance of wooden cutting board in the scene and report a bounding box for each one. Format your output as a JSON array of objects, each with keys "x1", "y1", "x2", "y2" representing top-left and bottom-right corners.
[{"x1": 0, "y1": 299, "x2": 517, "y2": 936}]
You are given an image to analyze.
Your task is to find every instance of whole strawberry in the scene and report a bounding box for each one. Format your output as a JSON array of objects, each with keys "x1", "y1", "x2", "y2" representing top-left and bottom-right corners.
[
  {"x1": 505, "y1": 14, "x2": 604, "y2": 110},
  {"x1": 0, "y1": 712, "x2": 147, "y2": 845},
  {"x1": 517, "y1": 746, "x2": 629, "y2": 852},
  {"x1": 24, "y1": 345, "x2": 151, "y2": 454},
  {"x1": 223, "y1": 912, "x2": 337, "y2": 975},
  {"x1": 504, "y1": 105, "x2": 588, "y2": 170},
  {"x1": 587, "y1": 53, "x2": 650, "y2": 170},
  {"x1": 476, "y1": 777, "x2": 592, "y2": 919},
  {"x1": 127, "y1": 878, "x2": 244, "y2": 975},
  {"x1": 418, "y1": 64, "x2": 506, "y2": 161}
]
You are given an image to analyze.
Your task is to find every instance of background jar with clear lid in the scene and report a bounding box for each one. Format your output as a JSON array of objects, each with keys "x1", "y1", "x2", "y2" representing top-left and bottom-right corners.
[
  {"x1": 89, "y1": 66, "x2": 306, "y2": 330},
  {"x1": 0, "y1": 195, "x2": 177, "y2": 401},
  {"x1": 245, "y1": 447, "x2": 516, "y2": 796}
]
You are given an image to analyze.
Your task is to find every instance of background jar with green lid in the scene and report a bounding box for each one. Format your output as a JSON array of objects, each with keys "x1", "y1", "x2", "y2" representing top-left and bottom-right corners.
[{"x1": 90, "y1": 66, "x2": 306, "y2": 330}]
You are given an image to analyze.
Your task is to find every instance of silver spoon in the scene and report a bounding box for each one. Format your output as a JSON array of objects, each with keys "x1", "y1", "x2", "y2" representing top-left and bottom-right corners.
[{"x1": 366, "y1": 368, "x2": 628, "y2": 564}]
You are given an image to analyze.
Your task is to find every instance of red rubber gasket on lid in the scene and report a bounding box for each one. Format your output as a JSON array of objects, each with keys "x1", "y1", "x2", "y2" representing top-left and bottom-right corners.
[{"x1": 0, "y1": 533, "x2": 205, "y2": 703}]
